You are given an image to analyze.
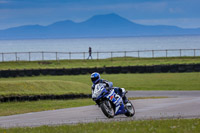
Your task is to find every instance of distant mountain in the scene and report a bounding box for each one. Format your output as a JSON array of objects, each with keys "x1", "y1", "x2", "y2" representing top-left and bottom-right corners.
[{"x1": 0, "y1": 13, "x2": 200, "y2": 39}]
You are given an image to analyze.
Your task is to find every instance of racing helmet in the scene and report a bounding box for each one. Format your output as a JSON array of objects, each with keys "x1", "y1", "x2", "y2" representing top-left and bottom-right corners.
[{"x1": 91, "y1": 72, "x2": 100, "y2": 84}]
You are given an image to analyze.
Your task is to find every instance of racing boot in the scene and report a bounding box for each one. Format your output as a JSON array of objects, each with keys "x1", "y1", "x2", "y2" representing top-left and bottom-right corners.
[{"x1": 121, "y1": 88, "x2": 129, "y2": 104}]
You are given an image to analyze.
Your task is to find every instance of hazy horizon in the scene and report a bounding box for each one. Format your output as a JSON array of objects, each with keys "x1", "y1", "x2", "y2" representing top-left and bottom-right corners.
[
  {"x1": 1, "y1": 13, "x2": 200, "y2": 31},
  {"x1": 0, "y1": 0, "x2": 200, "y2": 30}
]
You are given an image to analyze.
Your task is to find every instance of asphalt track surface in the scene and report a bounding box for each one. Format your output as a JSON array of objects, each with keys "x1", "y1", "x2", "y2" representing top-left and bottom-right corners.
[{"x1": 0, "y1": 91, "x2": 200, "y2": 128}]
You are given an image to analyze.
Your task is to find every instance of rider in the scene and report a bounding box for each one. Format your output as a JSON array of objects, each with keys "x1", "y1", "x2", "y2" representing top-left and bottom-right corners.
[{"x1": 91, "y1": 72, "x2": 128, "y2": 104}]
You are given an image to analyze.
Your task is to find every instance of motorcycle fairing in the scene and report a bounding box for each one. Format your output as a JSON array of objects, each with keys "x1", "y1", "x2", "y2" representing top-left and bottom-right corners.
[{"x1": 106, "y1": 89, "x2": 127, "y2": 115}]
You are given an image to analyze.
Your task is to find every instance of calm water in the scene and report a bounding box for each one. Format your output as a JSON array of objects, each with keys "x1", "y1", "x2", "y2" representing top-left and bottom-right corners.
[{"x1": 0, "y1": 35, "x2": 200, "y2": 61}]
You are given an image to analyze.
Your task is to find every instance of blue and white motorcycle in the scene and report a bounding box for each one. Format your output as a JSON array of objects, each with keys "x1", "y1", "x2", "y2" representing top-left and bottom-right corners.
[{"x1": 92, "y1": 83, "x2": 135, "y2": 118}]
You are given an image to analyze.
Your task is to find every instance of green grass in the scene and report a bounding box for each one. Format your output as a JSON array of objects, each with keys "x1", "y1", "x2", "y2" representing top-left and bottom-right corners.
[
  {"x1": 0, "y1": 73, "x2": 200, "y2": 97},
  {"x1": 0, "y1": 80, "x2": 90, "y2": 97},
  {"x1": 0, "y1": 99, "x2": 94, "y2": 116},
  {"x1": 0, "y1": 57, "x2": 200, "y2": 70},
  {"x1": 1, "y1": 119, "x2": 200, "y2": 133}
]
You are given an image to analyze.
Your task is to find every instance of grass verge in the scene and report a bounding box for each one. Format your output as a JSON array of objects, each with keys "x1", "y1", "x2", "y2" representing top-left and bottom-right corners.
[
  {"x1": 0, "y1": 80, "x2": 90, "y2": 97},
  {"x1": 0, "y1": 72, "x2": 200, "y2": 97},
  {"x1": 0, "y1": 119, "x2": 200, "y2": 133},
  {"x1": 0, "y1": 99, "x2": 94, "y2": 116},
  {"x1": 0, "y1": 57, "x2": 200, "y2": 70}
]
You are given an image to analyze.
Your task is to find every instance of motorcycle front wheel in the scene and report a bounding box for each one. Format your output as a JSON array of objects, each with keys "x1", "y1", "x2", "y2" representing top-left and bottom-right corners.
[{"x1": 100, "y1": 100, "x2": 115, "y2": 118}]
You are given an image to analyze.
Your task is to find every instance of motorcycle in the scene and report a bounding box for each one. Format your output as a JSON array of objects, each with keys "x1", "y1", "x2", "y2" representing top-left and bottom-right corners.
[{"x1": 92, "y1": 83, "x2": 135, "y2": 118}]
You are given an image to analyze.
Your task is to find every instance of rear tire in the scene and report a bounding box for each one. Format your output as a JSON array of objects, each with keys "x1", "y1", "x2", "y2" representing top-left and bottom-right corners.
[
  {"x1": 100, "y1": 100, "x2": 115, "y2": 118},
  {"x1": 125, "y1": 100, "x2": 135, "y2": 117}
]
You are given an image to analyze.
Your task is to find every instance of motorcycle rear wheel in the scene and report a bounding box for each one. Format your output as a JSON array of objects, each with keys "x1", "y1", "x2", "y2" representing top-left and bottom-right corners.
[{"x1": 100, "y1": 100, "x2": 115, "y2": 118}]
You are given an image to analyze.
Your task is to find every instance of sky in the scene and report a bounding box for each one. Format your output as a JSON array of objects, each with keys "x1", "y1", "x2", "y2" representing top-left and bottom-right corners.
[{"x1": 0, "y1": 0, "x2": 200, "y2": 30}]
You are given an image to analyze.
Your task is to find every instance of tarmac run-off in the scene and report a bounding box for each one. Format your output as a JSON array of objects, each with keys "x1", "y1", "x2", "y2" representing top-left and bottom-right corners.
[{"x1": 0, "y1": 91, "x2": 200, "y2": 128}]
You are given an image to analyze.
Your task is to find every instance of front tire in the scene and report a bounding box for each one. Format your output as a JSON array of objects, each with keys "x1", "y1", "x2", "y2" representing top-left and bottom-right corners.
[
  {"x1": 100, "y1": 100, "x2": 115, "y2": 118},
  {"x1": 125, "y1": 100, "x2": 135, "y2": 117}
]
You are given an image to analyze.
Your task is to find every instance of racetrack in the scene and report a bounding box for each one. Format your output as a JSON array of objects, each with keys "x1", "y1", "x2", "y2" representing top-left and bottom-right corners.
[{"x1": 0, "y1": 91, "x2": 200, "y2": 128}]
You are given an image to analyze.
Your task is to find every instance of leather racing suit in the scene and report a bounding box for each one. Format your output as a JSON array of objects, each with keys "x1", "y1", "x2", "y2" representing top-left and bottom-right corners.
[{"x1": 91, "y1": 79, "x2": 128, "y2": 104}]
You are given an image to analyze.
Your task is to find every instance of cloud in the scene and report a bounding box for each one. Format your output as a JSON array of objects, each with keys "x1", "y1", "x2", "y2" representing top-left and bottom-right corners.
[
  {"x1": 0, "y1": 0, "x2": 9, "y2": 4},
  {"x1": 132, "y1": 18, "x2": 200, "y2": 28}
]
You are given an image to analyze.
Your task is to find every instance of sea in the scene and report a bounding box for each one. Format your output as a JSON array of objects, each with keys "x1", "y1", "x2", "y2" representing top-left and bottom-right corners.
[{"x1": 0, "y1": 35, "x2": 200, "y2": 61}]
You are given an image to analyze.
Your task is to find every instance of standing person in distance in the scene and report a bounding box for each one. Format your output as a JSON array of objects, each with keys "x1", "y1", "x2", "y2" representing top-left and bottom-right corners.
[{"x1": 87, "y1": 47, "x2": 92, "y2": 59}]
